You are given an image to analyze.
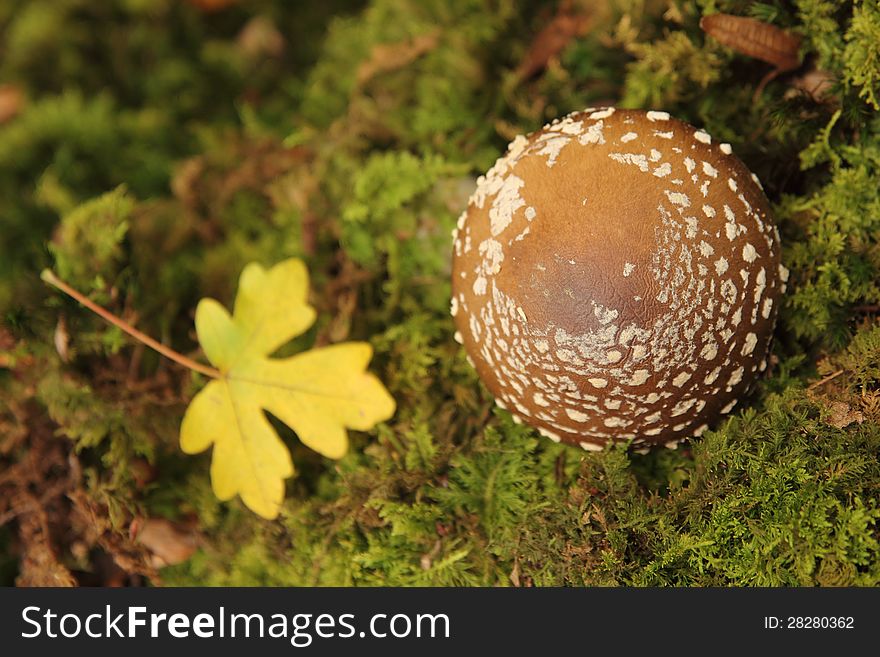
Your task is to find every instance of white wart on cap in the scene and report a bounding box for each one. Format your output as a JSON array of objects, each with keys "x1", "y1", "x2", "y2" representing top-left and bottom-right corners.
[{"x1": 451, "y1": 108, "x2": 786, "y2": 450}]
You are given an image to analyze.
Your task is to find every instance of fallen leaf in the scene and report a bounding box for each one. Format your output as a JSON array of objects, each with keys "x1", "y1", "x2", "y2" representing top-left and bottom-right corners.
[
  {"x1": 509, "y1": 560, "x2": 521, "y2": 587},
  {"x1": 238, "y1": 16, "x2": 285, "y2": 59},
  {"x1": 135, "y1": 518, "x2": 200, "y2": 567},
  {"x1": 786, "y1": 68, "x2": 837, "y2": 103},
  {"x1": 516, "y1": 2, "x2": 593, "y2": 80},
  {"x1": 0, "y1": 84, "x2": 25, "y2": 125},
  {"x1": 0, "y1": 327, "x2": 15, "y2": 369},
  {"x1": 701, "y1": 14, "x2": 804, "y2": 101},
  {"x1": 700, "y1": 14, "x2": 801, "y2": 72},
  {"x1": 825, "y1": 400, "x2": 865, "y2": 429},
  {"x1": 356, "y1": 31, "x2": 440, "y2": 88},
  {"x1": 180, "y1": 259, "x2": 396, "y2": 519},
  {"x1": 54, "y1": 315, "x2": 70, "y2": 363}
]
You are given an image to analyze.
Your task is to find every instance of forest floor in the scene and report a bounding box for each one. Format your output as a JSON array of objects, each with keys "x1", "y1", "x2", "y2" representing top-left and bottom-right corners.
[{"x1": 1, "y1": 0, "x2": 879, "y2": 586}]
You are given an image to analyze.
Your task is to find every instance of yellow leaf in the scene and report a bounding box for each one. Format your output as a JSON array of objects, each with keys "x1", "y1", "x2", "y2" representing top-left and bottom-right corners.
[{"x1": 180, "y1": 259, "x2": 396, "y2": 519}]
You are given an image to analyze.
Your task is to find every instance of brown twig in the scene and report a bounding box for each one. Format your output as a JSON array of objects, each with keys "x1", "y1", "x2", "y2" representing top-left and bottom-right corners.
[
  {"x1": 807, "y1": 369, "x2": 844, "y2": 391},
  {"x1": 41, "y1": 269, "x2": 220, "y2": 379}
]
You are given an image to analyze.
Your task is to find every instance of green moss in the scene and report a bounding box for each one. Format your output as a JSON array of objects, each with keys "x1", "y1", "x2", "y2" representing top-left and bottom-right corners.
[
  {"x1": 2, "y1": 0, "x2": 879, "y2": 587},
  {"x1": 49, "y1": 187, "x2": 132, "y2": 294}
]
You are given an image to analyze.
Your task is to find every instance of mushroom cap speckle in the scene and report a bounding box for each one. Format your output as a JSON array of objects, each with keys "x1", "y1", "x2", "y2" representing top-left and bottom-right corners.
[{"x1": 451, "y1": 108, "x2": 786, "y2": 450}]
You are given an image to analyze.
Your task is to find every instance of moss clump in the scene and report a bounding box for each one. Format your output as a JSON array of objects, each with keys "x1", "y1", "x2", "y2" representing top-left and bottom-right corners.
[{"x1": 1, "y1": 0, "x2": 879, "y2": 586}]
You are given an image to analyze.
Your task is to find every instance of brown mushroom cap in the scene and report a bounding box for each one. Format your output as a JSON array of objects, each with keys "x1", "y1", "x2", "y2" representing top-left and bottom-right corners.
[{"x1": 451, "y1": 108, "x2": 786, "y2": 450}]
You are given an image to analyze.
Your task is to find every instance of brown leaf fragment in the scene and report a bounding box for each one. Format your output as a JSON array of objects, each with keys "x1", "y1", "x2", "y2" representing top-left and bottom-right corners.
[
  {"x1": 0, "y1": 85, "x2": 25, "y2": 125},
  {"x1": 419, "y1": 539, "x2": 442, "y2": 571},
  {"x1": 134, "y1": 518, "x2": 200, "y2": 567},
  {"x1": 237, "y1": 16, "x2": 285, "y2": 60},
  {"x1": 517, "y1": 3, "x2": 593, "y2": 80},
  {"x1": 54, "y1": 315, "x2": 70, "y2": 363},
  {"x1": 0, "y1": 328, "x2": 15, "y2": 369},
  {"x1": 787, "y1": 69, "x2": 837, "y2": 103},
  {"x1": 701, "y1": 14, "x2": 801, "y2": 71},
  {"x1": 509, "y1": 560, "x2": 521, "y2": 587},
  {"x1": 356, "y1": 31, "x2": 440, "y2": 88},
  {"x1": 825, "y1": 400, "x2": 865, "y2": 430},
  {"x1": 0, "y1": 327, "x2": 15, "y2": 351}
]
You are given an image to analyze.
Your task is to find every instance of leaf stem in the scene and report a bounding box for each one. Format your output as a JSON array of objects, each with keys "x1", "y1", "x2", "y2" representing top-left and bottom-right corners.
[{"x1": 41, "y1": 269, "x2": 220, "y2": 379}]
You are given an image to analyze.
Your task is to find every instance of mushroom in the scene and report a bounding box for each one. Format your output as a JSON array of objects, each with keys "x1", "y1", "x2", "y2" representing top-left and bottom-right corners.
[{"x1": 450, "y1": 108, "x2": 786, "y2": 450}]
